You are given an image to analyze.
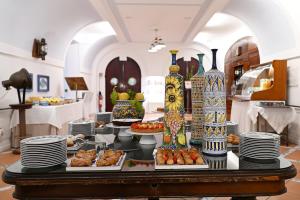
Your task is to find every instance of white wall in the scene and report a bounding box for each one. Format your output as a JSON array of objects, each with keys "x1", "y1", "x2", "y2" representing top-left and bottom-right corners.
[
  {"x1": 0, "y1": 53, "x2": 64, "y2": 152},
  {"x1": 0, "y1": 0, "x2": 102, "y2": 152},
  {"x1": 0, "y1": 0, "x2": 101, "y2": 61}
]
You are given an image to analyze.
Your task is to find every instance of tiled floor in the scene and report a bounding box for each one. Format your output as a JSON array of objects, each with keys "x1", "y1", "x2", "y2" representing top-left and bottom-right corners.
[{"x1": 1, "y1": 144, "x2": 299, "y2": 200}]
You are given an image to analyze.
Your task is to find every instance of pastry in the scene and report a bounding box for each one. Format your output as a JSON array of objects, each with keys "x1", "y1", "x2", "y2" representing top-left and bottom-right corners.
[
  {"x1": 131, "y1": 122, "x2": 164, "y2": 133},
  {"x1": 75, "y1": 149, "x2": 97, "y2": 161},
  {"x1": 156, "y1": 148, "x2": 204, "y2": 165},
  {"x1": 96, "y1": 149, "x2": 124, "y2": 167},
  {"x1": 70, "y1": 157, "x2": 92, "y2": 167},
  {"x1": 227, "y1": 134, "x2": 240, "y2": 144},
  {"x1": 96, "y1": 121, "x2": 106, "y2": 128},
  {"x1": 67, "y1": 137, "x2": 74, "y2": 147}
]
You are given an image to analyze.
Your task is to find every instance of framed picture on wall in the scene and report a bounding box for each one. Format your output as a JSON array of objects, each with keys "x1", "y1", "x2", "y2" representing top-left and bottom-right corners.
[{"x1": 37, "y1": 75, "x2": 50, "y2": 92}]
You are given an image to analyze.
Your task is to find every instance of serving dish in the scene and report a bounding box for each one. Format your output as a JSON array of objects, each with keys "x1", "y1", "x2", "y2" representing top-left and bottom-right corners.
[{"x1": 153, "y1": 148, "x2": 209, "y2": 170}]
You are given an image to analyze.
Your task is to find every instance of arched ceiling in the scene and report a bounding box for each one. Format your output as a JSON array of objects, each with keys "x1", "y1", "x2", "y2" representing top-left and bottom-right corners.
[
  {"x1": 223, "y1": 0, "x2": 296, "y2": 59},
  {"x1": 0, "y1": 0, "x2": 101, "y2": 61},
  {"x1": 0, "y1": 0, "x2": 299, "y2": 69}
]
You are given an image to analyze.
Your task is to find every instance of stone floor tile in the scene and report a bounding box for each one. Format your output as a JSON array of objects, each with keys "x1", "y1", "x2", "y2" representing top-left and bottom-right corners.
[
  {"x1": 285, "y1": 150, "x2": 300, "y2": 161},
  {"x1": 0, "y1": 186, "x2": 15, "y2": 200},
  {"x1": 279, "y1": 146, "x2": 290, "y2": 155},
  {"x1": 0, "y1": 152, "x2": 20, "y2": 166}
]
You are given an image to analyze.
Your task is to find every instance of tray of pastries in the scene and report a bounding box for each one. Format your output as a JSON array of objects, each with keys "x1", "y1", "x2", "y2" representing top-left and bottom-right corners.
[
  {"x1": 130, "y1": 122, "x2": 164, "y2": 133},
  {"x1": 154, "y1": 147, "x2": 208, "y2": 169},
  {"x1": 66, "y1": 149, "x2": 126, "y2": 171}
]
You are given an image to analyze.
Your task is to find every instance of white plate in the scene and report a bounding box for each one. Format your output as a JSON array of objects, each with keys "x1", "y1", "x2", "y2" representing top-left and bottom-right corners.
[
  {"x1": 241, "y1": 153, "x2": 279, "y2": 157},
  {"x1": 112, "y1": 119, "x2": 141, "y2": 122},
  {"x1": 240, "y1": 132, "x2": 280, "y2": 140},
  {"x1": 22, "y1": 160, "x2": 66, "y2": 168},
  {"x1": 242, "y1": 155, "x2": 278, "y2": 160},
  {"x1": 21, "y1": 153, "x2": 66, "y2": 158},
  {"x1": 21, "y1": 136, "x2": 66, "y2": 145},
  {"x1": 22, "y1": 159, "x2": 66, "y2": 165},
  {"x1": 66, "y1": 153, "x2": 126, "y2": 171},
  {"x1": 106, "y1": 123, "x2": 131, "y2": 129},
  {"x1": 22, "y1": 157, "x2": 66, "y2": 164},
  {"x1": 21, "y1": 155, "x2": 67, "y2": 161},
  {"x1": 21, "y1": 146, "x2": 66, "y2": 150},
  {"x1": 240, "y1": 146, "x2": 279, "y2": 150},
  {"x1": 125, "y1": 129, "x2": 163, "y2": 136}
]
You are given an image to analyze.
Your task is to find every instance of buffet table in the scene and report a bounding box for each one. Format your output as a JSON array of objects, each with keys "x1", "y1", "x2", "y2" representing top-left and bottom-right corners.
[
  {"x1": 10, "y1": 101, "x2": 84, "y2": 135},
  {"x1": 231, "y1": 99, "x2": 296, "y2": 135},
  {"x1": 3, "y1": 148, "x2": 296, "y2": 200}
]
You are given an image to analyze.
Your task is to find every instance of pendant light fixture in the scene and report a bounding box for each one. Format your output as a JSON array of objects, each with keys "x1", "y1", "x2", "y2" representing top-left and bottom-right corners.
[{"x1": 147, "y1": 28, "x2": 166, "y2": 53}]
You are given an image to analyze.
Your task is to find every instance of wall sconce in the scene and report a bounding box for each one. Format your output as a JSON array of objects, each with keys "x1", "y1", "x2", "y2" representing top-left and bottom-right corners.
[{"x1": 32, "y1": 38, "x2": 48, "y2": 60}]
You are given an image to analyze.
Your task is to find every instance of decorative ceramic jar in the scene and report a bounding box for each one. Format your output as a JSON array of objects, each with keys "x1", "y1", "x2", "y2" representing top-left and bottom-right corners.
[
  {"x1": 190, "y1": 53, "x2": 205, "y2": 145},
  {"x1": 163, "y1": 50, "x2": 186, "y2": 148},
  {"x1": 112, "y1": 100, "x2": 139, "y2": 119},
  {"x1": 202, "y1": 49, "x2": 227, "y2": 155}
]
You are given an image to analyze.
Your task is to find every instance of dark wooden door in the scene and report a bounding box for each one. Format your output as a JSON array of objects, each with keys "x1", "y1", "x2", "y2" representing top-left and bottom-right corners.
[
  {"x1": 177, "y1": 57, "x2": 199, "y2": 113},
  {"x1": 105, "y1": 57, "x2": 141, "y2": 111}
]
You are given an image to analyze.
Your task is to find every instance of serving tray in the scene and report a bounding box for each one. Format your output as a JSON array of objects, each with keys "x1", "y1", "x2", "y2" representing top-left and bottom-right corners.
[
  {"x1": 153, "y1": 149, "x2": 209, "y2": 170},
  {"x1": 66, "y1": 153, "x2": 126, "y2": 171}
]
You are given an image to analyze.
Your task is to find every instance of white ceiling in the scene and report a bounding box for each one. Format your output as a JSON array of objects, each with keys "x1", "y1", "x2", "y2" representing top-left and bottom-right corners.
[{"x1": 91, "y1": 0, "x2": 230, "y2": 43}]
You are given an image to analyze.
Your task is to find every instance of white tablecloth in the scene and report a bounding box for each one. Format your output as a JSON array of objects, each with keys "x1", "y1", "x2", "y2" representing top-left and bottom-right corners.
[
  {"x1": 248, "y1": 104, "x2": 296, "y2": 134},
  {"x1": 10, "y1": 101, "x2": 84, "y2": 129},
  {"x1": 231, "y1": 99, "x2": 296, "y2": 134}
]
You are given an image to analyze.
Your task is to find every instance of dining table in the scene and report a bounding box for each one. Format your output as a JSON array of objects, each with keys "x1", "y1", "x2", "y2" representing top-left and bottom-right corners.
[{"x1": 2, "y1": 145, "x2": 297, "y2": 200}]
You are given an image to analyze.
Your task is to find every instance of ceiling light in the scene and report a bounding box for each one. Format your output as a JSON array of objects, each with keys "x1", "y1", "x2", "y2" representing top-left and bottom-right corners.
[{"x1": 147, "y1": 29, "x2": 166, "y2": 53}]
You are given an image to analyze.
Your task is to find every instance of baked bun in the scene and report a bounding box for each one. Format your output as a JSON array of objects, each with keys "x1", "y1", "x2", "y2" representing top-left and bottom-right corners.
[{"x1": 67, "y1": 137, "x2": 74, "y2": 147}]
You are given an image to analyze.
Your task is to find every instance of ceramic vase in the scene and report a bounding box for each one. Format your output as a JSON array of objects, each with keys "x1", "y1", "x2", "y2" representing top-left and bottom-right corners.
[
  {"x1": 190, "y1": 53, "x2": 205, "y2": 145},
  {"x1": 202, "y1": 49, "x2": 227, "y2": 155},
  {"x1": 163, "y1": 50, "x2": 186, "y2": 148}
]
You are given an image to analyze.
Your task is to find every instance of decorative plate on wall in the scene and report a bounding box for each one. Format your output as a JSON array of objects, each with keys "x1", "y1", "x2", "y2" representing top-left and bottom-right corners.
[
  {"x1": 110, "y1": 77, "x2": 118, "y2": 86},
  {"x1": 128, "y1": 77, "x2": 137, "y2": 86}
]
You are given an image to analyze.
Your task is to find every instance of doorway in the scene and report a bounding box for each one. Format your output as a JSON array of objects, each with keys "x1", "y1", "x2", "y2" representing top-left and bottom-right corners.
[{"x1": 105, "y1": 57, "x2": 141, "y2": 111}]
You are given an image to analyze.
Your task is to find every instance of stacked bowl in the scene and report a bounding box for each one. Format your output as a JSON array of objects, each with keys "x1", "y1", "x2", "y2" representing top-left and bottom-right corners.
[
  {"x1": 21, "y1": 135, "x2": 67, "y2": 168},
  {"x1": 240, "y1": 132, "x2": 280, "y2": 160}
]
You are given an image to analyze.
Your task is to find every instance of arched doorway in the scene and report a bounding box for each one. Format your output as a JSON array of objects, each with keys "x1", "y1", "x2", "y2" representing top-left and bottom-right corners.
[
  {"x1": 225, "y1": 36, "x2": 260, "y2": 119},
  {"x1": 177, "y1": 57, "x2": 199, "y2": 113},
  {"x1": 105, "y1": 57, "x2": 141, "y2": 111}
]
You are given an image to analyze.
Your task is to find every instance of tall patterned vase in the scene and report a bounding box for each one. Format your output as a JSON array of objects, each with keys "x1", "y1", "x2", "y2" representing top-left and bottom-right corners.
[
  {"x1": 202, "y1": 49, "x2": 227, "y2": 155},
  {"x1": 190, "y1": 53, "x2": 205, "y2": 145},
  {"x1": 163, "y1": 50, "x2": 186, "y2": 149}
]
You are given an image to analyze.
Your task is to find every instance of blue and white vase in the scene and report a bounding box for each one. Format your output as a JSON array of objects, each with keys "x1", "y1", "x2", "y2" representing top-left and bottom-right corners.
[
  {"x1": 190, "y1": 53, "x2": 205, "y2": 145},
  {"x1": 202, "y1": 49, "x2": 227, "y2": 155}
]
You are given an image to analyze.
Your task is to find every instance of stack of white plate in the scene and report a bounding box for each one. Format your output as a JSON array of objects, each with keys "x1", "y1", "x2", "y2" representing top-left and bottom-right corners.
[
  {"x1": 240, "y1": 132, "x2": 280, "y2": 160},
  {"x1": 68, "y1": 120, "x2": 95, "y2": 136},
  {"x1": 20, "y1": 135, "x2": 67, "y2": 168}
]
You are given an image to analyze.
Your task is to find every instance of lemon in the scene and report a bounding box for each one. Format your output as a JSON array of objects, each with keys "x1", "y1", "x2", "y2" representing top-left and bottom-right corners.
[{"x1": 178, "y1": 134, "x2": 186, "y2": 145}]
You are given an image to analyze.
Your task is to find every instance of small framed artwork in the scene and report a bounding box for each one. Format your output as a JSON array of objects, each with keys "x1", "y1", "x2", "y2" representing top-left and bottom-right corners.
[{"x1": 37, "y1": 75, "x2": 50, "y2": 92}]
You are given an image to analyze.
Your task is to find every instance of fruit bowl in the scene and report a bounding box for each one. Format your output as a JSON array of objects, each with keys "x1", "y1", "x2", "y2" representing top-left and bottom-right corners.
[{"x1": 112, "y1": 100, "x2": 140, "y2": 119}]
